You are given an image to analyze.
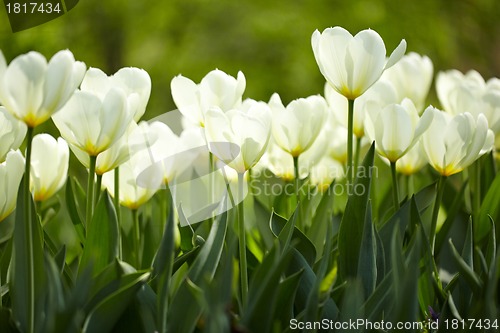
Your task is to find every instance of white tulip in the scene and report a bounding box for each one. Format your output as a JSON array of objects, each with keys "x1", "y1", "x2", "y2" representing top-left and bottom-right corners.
[
  {"x1": 382, "y1": 52, "x2": 433, "y2": 112},
  {"x1": 30, "y1": 134, "x2": 69, "y2": 201},
  {"x1": 421, "y1": 108, "x2": 494, "y2": 176},
  {"x1": 81, "y1": 67, "x2": 151, "y2": 121},
  {"x1": 0, "y1": 106, "x2": 27, "y2": 162},
  {"x1": 270, "y1": 93, "x2": 327, "y2": 157},
  {"x1": 365, "y1": 98, "x2": 434, "y2": 162},
  {"x1": 0, "y1": 150, "x2": 24, "y2": 222},
  {"x1": 0, "y1": 50, "x2": 85, "y2": 127},
  {"x1": 171, "y1": 69, "x2": 246, "y2": 127},
  {"x1": 52, "y1": 86, "x2": 133, "y2": 157},
  {"x1": 312, "y1": 26, "x2": 406, "y2": 100},
  {"x1": 204, "y1": 99, "x2": 271, "y2": 174}
]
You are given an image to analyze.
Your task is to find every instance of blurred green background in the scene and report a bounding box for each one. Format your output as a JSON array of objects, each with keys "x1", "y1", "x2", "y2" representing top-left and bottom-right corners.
[{"x1": 1, "y1": 0, "x2": 500, "y2": 121}]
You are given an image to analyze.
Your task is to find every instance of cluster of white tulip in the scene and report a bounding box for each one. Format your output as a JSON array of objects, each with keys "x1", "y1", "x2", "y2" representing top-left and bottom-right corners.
[{"x1": 0, "y1": 25, "x2": 499, "y2": 226}]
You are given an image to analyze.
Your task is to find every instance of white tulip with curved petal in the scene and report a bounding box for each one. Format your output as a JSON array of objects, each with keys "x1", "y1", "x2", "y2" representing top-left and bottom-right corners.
[
  {"x1": 270, "y1": 93, "x2": 327, "y2": 157},
  {"x1": 0, "y1": 150, "x2": 24, "y2": 222},
  {"x1": 204, "y1": 100, "x2": 271, "y2": 174},
  {"x1": 81, "y1": 67, "x2": 151, "y2": 121},
  {"x1": 30, "y1": 134, "x2": 69, "y2": 201},
  {"x1": 421, "y1": 108, "x2": 494, "y2": 176},
  {"x1": 0, "y1": 106, "x2": 27, "y2": 162},
  {"x1": 52, "y1": 87, "x2": 133, "y2": 157},
  {"x1": 312, "y1": 26, "x2": 406, "y2": 100},
  {"x1": 365, "y1": 98, "x2": 434, "y2": 162},
  {"x1": 171, "y1": 69, "x2": 246, "y2": 127},
  {"x1": 0, "y1": 50, "x2": 85, "y2": 127}
]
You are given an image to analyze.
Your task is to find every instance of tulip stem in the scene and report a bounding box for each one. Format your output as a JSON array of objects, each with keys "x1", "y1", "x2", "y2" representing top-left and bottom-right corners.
[
  {"x1": 353, "y1": 136, "x2": 361, "y2": 180},
  {"x1": 237, "y1": 172, "x2": 248, "y2": 306},
  {"x1": 469, "y1": 160, "x2": 481, "y2": 223},
  {"x1": 293, "y1": 156, "x2": 300, "y2": 205},
  {"x1": 347, "y1": 99, "x2": 355, "y2": 187},
  {"x1": 95, "y1": 174, "x2": 102, "y2": 206},
  {"x1": 114, "y1": 167, "x2": 122, "y2": 260},
  {"x1": 85, "y1": 155, "x2": 97, "y2": 229},
  {"x1": 430, "y1": 175, "x2": 447, "y2": 254},
  {"x1": 390, "y1": 161, "x2": 399, "y2": 210},
  {"x1": 132, "y1": 208, "x2": 141, "y2": 268},
  {"x1": 24, "y1": 126, "x2": 35, "y2": 333}
]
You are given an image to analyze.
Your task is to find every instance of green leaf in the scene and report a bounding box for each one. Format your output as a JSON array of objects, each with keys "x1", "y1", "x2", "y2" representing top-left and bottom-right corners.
[
  {"x1": 152, "y1": 191, "x2": 175, "y2": 333},
  {"x1": 477, "y1": 171, "x2": 500, "y2": 241},
  {"x1": 270, "y1": 210, "x2": 316, "y2": 265},
  {"x1": 167, "y1": 212, "x2": 227, "y2": 333},
  {"x1": 241, "y1": 242, "x2": 292, "y2": 333},
  {"x1": 338, "y1": 143, "x2": 374, "y2": 279},
  {"x1": 448, "y1": 239, "x2": 483, "y2": 293},
  {"x1": 83, "y1": 272, "x2": 150, "y2": 333},
  {"x1": 10, "y1": 178, "x2": 46, "y2": 333},
  {"x1": 357, "y1": 201, "x2": 376, "y2": 297},
  {"x1": 78, "y1": 192, "x2": 119, "y2": 278},
  {"x1": 65, "y1": 177, "x2": 86, "y2": 244},
  {"x1": 307, "y1": 181, "x2": 336, "y2": 260},
  {"x1": 274, "y1": 269, "x2": 304, "y2": 327}
]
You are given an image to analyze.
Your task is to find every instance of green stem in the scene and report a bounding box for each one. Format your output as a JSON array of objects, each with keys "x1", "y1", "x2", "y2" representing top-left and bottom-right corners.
[
  {"x1": 85, "y1": 155, "x2": 97, "y2": 229},
  {"x1": 354, "y1": 136, "x2": 362, "y2": 181},
  {"x1": 406, "y1": 173, "x2": 414, "y2": 198},
  {"x1": 114, "y1": 167, "x2": 122, "y2": 259},
  {"x1": 293, "y1": 156, "x2": 300, "y2": 205},
  {"x1": 237, "y1": 172, "x2": 248, "y2": 306},
  {"x1": 347, "y1": 98, "x2": 355, "y2": 187},
  {"x1": 24, "y1": 126, "x2": 35, "y2": 333},
  {"x1": 430, "y1": 175, "x2": 447, "y2": 254},
  {"x1": 390, "y1": 161, "x2": 400, "y2": 210},
  {"x1": 95, "y1": 174, "x2": 102, "y2": 207},
  {"x1": 132, "y1": 208, "x2": 141, "y2": 268},
  {"x1": 470, "y1": 161, "x2": 481, "y2": 223}
]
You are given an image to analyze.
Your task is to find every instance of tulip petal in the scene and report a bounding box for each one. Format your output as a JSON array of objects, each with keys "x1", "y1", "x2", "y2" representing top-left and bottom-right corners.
[
  {"x1": 171, "y1": 75, "x2": 203, "y2": 126},
  {"x1": 385, "y1": 39, "x2": 407, "y2": 69}
]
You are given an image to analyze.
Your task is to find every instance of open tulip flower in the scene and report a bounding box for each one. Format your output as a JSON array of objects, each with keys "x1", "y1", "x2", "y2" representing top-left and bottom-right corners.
[
  {"x1": 311, "y1": 26, "x2": 406, "y2": 100},
  {"x1": 0, "y1": 150, "x2": 24, "y2": 222},
  {"x1": 422, "y1": 108, "x2": 495, "y2": 177},
  {"x1": 81, "y1": 67, "x2": 151, "y2": 121},
  {"x1": 0, "y1": 50, "x2": 85, "y2": 128},
  {"x1": 171, "y1": 69, "x2": 246, "y2": 127},
  {"x1": 0, "y1": 106, "x2": 27, "y2": 162},
  {"x1": 365, "y1": 98, "x2": 434, "y2": 163},
  {"x1": 204, "y1": 99, "x2": 272, "y2": 174},
  {"x1": 382, "y1": 52, "x2": 434, "y2": 112},
  {"x1": 52, "y1": 84, "x2": 134, "y2": 157},
  {"x1": 270, "y1": 93, "x2": 327, "y2": 158},
  {"x1": 437, "y1": 69, "x2": 500, "y2": 138},
  {"x1": 30, "y1": 134, "x2": 69, "y2": 202}
]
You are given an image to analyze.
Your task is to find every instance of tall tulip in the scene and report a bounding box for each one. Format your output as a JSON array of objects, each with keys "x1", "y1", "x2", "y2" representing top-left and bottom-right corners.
[
  {"x1": 0, "y1": 50, "x2": 85, "y2": 127},
  {"x1": 171, "y1": 69, "x2": 246, "y2": 127},
  {"x1": 0, "y1": 106, "x2": 26, "y2": 162},
  {"x1": 30, "y1": 134, "x2": 69, "y2": 202},
  {"x1": 0, "y1": 150, "x2": 24, "y2": 222},
  {"x1": 312, "y1": 26, "x2": 406, "y2": 185}
]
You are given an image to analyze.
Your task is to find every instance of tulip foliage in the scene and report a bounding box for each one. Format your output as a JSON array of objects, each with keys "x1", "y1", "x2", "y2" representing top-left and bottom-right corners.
[{"x1": 1, "y1": 26, "x2": 500, "y2": 333}]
